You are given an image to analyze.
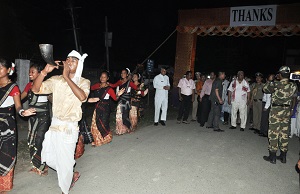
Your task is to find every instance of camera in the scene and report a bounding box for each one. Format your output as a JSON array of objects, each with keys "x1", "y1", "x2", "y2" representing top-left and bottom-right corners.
[{"x1": 290, "y1": 73, "x2": 300, "y2": 80}]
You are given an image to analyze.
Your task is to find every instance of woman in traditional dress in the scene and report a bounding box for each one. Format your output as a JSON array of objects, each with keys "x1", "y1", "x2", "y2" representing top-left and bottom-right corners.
[
  {"x1": 21, "y1": 63, "x2": 50, "y2": 176},
  {"x1": 109, "y1": 68, "x2": 140, "y2": 135},
  {"x1": 0, "y1": 58, "x2": 36, "y2": 193},
  {"x1": 89, "y1": 71, "x2": 125, "y2": 146},
  {"x1": 129, "y1": 73, "x2": 148, "y2": 131}
]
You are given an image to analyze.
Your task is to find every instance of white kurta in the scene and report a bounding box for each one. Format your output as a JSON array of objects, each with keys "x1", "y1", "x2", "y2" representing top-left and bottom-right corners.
[
  {"x1": 153, "y1": 74, "x2": 170, "y2": 122},
  {"x1": 228, "y1": 79, "x2": 250, "y2": 128}
]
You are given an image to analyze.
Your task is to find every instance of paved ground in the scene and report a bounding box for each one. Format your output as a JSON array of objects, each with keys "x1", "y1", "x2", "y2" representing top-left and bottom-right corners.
[{"x1": 12, "y1": 121, "x2": 299, "y2": 194}]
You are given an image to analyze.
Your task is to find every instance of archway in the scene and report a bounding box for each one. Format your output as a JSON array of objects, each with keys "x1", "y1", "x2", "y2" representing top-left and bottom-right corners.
[{"x1": 174, "y1": 3, "x2": 300, "y2": 85}]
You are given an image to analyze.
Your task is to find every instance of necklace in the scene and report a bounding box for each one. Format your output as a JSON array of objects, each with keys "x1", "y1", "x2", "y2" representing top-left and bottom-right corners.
[{"x1": 0, "y1": 79, "x2": 11, "y2": 88}]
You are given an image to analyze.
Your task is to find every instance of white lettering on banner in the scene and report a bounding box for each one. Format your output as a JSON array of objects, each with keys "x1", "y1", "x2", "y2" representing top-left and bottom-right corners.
[{"x1": 230, "y1": 5, "x2": 277, "y2": 27}]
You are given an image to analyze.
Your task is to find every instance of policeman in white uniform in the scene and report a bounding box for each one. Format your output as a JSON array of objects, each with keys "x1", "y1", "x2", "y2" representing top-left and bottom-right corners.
[{"x1": 153, "y1": 67, "x2": 170, "y2": 126}]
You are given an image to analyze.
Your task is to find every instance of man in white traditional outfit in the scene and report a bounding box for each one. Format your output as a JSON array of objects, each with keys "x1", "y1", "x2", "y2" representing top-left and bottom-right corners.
[
  {"x1": 32, "y1": 50, "x2": 90, "y2": 194},
  {"x1": 153, "y1": 67, "x2": 170, "y2": 126},
  {"x1": 228, "y1": 71, "x2": 250, "y2": 131}
]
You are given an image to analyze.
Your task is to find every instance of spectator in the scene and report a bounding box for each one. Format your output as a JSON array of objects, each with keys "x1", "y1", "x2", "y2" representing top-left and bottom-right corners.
[
  {"x1": 228, "y1": 71, "x2": 251, "y2": 131},
  {"x1": 177, "y1": 71, "x2": 195, "y2": 124}
]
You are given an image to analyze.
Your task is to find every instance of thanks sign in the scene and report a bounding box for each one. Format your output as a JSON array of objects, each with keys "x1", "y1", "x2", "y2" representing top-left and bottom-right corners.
[{"x1": 230, "y1": 5, "x2": 277, "y2": 27}]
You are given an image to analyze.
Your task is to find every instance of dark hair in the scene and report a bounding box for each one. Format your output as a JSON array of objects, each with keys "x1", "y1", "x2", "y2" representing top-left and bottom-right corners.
[
  {"x1": 0, "y1": 58, "x2": 12, "y2": 69},
  {"x1": 133, "y1": 72, "x2": 141, "y2": 80},
  {"x1": 218, "y1": 71, "x2": 225, "y2": 76},
  {"x1": 237, "y1": 71, "x2": 244, "y2": 76},
  {"x1": 101, "y1": 70, "x2": 110, "y2": 78},
  {"x1": 186, "y1": 71, "x2": 192, "y2": 75},
  {"x1": 30, "y1": 63, "x2": 43, "y2": 73},
  {"x1": 122, "y1": 68, "x2": 130, "y2": 75}
]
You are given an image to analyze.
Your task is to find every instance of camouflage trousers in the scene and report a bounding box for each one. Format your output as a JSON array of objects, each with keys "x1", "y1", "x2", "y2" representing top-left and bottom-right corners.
[{"x1": 268, "y1": 106, "x2": 290, "y2": 152}]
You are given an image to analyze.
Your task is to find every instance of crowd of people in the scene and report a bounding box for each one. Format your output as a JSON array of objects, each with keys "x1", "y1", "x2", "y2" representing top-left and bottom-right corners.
[
  {"x1": 171, "y1": 67, "x2": 299, "y2": 166},
  {"x1": 1, "y1": 49, "x2": 300, "y2": 193}
]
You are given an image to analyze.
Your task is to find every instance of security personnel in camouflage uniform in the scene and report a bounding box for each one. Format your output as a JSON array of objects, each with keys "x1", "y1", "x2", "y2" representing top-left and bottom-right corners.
[{"x1": 263, "y1": 66, "x2": 297, "y2": 164}]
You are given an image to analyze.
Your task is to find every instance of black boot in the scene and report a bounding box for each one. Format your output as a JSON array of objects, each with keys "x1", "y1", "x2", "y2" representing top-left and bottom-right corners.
[
  {"x1": 263, "y1": 151, "x2": 276, "y2": 164},
  {"x1": 276, "y1": 151, "x2": 287, "y2": 163}
]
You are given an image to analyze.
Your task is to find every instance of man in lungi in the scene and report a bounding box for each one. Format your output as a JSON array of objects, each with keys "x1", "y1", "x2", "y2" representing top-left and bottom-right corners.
[{"x1": 32, "y1": 50, "x2": 90, "y2": 194}]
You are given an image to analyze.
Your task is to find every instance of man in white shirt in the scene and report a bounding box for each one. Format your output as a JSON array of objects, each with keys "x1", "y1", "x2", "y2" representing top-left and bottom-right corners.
[
  {"x1": 177, "y1": 71, "x2": 195, "y2": 124},
  {"x1": 228, "y1": 71, "x2": 251, "y2": 131},
  {"x1": 153, "y1": 67, "x2": 170, "y2": 126}
]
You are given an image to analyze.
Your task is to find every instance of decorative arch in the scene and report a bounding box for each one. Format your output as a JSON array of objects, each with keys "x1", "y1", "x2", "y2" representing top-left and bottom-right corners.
[{"x1": 174, "y1": 3, "x2": 300, "y2": 85}]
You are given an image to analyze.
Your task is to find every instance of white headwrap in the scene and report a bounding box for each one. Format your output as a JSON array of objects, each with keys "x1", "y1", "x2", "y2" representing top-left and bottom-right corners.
[{"x1": 67, "y1": 50, "x2": 88, "y2": 85}]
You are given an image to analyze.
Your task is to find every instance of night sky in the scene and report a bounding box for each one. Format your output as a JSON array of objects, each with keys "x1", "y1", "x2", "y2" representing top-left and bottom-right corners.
[{"x1": 1, "y1": 0, "x2": 300, "y2": 76}]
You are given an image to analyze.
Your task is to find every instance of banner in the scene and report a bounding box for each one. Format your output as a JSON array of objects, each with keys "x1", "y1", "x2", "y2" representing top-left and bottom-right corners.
[{"x1": 230, "y1": 5, "x2": 277, "y2": 27}]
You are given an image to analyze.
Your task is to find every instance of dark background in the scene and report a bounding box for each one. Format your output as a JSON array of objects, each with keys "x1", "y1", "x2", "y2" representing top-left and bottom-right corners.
[{"x1": 1, "y1": 0, "x2": 300, "y2": 76}]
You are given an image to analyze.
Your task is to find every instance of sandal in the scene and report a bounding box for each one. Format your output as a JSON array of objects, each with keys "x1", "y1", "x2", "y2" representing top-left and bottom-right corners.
[{"x1": 69, "y1": 172, "x2": 80, "y2": 190}]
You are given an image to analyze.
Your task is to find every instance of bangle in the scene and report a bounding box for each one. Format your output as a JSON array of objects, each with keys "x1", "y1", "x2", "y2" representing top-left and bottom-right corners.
[
  {"x1": 41, "y1": 70, "x2": 47, "y2": 77},
  {"x1": 19, "y1": 109, "x2": 25, "y2": 117}
]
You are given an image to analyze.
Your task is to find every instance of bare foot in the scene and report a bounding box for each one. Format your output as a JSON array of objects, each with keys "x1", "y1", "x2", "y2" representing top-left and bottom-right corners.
[{"x1": 69, "y1": 171, "x2": 80, "y2": 191}]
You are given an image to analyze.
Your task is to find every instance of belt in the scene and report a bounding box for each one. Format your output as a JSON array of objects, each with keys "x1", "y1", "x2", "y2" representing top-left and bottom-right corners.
[
  {"x1": 253, "y1": 99, "x2": 262, "y2": 102},
  {"x1": 272, "y1": 103, "x2": 290, "y2": 107}
]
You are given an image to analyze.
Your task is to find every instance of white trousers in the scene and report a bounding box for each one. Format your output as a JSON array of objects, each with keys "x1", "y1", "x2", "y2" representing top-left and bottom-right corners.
[
  {"x1": 41, "y1": 118, "x2": 79, "y2": 194},
  {"x1": 154, "y1": 95, "x2": 168, "y2": 122},
  {"x1": 231, "y1": 101, "x2": 247, "y2": 128}
]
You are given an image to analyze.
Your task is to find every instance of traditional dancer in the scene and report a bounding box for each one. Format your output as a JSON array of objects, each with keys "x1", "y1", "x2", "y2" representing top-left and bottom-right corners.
[
  {"x1": 32, "y1": 50, "x2": 90, "y2": 194},
  {"x1": 109, "y1": 68, "x2": 139, "y2": 135},
  {"x1": 89, "y1": 71, "x2": 125, "y2": 146},
  {"x1": 0, "y1": 58, "x2": 36, "y2": 193},
  {"x1": 21, "y1": 63, "x2": 50, "y2": 176},
  {"x1": 129, "y1": 73, "x2": 148, "y2": 131}
]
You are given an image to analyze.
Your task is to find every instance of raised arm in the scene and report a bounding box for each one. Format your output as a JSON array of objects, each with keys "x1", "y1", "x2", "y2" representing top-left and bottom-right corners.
[
  {"x1": 263, "y1": 75, "x2": 275, "y2": 94},
  {"x1": 32, "y1": 64, "x2": 58, "y2": 93},
  {"x1": 109, "y1": 80, "x2": 121, "y2": 88},
  {"x1": 63, "y1": 61, "x2": 90, "y2": 102}
]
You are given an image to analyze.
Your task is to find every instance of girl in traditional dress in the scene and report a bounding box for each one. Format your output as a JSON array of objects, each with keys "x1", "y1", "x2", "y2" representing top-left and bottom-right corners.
[
  {"x1": 109, "y1": 68, "x2": 140, "y2": 135},
  {"x1": 21, "y1": 63, "x2": 50, "y2": 176},
  {"x1": 129, "y1": 73, "x2": 148, "y2": 131},
  {"x1": 0, "y1": 58, "x2": 36, "y2": 193},
  {"x1": 89, "y1": 71, "x2": 125, "y2": 146}
]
